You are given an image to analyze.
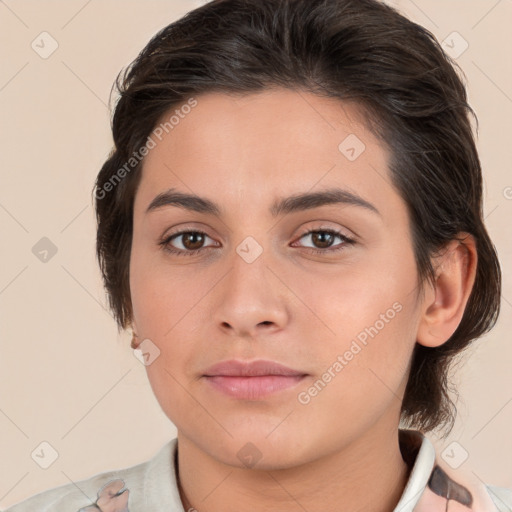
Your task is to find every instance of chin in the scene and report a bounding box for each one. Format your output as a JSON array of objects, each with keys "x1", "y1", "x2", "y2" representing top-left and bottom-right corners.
[{"x1": 203, "y1": 428, "x2": 310, "y2": 470}]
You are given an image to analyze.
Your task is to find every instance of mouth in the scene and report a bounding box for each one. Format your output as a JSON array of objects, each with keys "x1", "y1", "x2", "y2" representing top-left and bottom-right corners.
[{"x1": 202, "y1": 359, "x2": 308, "y2": 400}]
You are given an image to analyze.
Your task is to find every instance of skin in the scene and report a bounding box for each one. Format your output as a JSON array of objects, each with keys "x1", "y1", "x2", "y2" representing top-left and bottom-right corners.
[{"x1": 129, "y1": 88, "x2": 477, "y2": 512}]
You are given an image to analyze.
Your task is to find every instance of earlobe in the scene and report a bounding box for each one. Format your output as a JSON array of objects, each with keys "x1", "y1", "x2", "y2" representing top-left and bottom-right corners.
[
  {"x1": 416, "y1": 233, "x2": 477, "y2": 348},
  {"x1": 130, "y1": 321, "x2": 140, "y2": 349}
]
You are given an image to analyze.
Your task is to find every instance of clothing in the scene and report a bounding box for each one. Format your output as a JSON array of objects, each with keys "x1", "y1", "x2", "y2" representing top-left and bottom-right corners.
[{"x1": 3, "y1": 429, "x2": 511, "y2": 511}]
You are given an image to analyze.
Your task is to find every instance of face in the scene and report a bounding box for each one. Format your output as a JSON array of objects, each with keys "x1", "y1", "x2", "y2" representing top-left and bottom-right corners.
[{"x1": 129, "y1": 88, "x2": 424, "y2": 469}]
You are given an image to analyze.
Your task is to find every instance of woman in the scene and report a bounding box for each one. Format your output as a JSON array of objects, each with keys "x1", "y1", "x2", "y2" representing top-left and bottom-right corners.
[{"x1": 4, "y1": 0, "x2": 511, "y2": 510}]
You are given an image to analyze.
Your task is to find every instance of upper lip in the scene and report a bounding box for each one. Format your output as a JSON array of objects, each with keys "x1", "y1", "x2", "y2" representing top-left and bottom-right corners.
[{"x1": 203, "y1": 359, "x2": 306, "y2": 377}]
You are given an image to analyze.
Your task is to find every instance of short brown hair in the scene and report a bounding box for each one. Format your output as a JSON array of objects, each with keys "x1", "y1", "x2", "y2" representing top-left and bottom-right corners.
[{"x1": 94, "y1": 0, "x2": 501, "y2": 437}]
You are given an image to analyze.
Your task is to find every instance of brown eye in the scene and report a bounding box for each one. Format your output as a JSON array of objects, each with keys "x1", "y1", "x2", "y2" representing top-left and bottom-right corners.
[
  {"x1": 160, "y1": 230, "x2": 218, "y2": 257},
  {"x1": 293, "y1": 229, "x2": 356, "y2": 255},
  {"x1": 180, "y1": 232, "x2": 206, "y2": 250},
  {"x1": 310, "y1": 231, "x2": 335, "y2": 249}
]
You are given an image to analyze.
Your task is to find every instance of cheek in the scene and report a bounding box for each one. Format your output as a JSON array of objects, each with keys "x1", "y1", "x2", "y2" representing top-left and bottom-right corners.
[
  {"x1": 130, "y1": 242, "x2": 208, "y2": 336},
  {"x1": 291, "y1": 277, "x2": 418, "y2": 442},
  {"x1": 293, "y1": 258, "x2": 418, "y2": 350},
  {"x1": 130, "y1": 257, "x2": 203, "y2": 428},
  {"x1": 129, "y1": 248, "x2": 215, "y2": 388},
  {"x1": 290, "y1": 246, "x2": 420, "y2": 396}
]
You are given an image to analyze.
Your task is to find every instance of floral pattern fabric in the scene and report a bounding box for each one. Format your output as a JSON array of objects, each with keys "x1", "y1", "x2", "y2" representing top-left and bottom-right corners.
[
  {"x1": 77, "y1": 479, "x2": 130, "y2": 512},
  {"x1": 420, "y1": 464, "x2": 476, "y2": 510}
]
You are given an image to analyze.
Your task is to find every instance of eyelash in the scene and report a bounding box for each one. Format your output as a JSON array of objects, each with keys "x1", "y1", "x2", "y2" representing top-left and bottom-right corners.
[{"x1": 159, "y1": 228, "x2": 355, "y2": 257}]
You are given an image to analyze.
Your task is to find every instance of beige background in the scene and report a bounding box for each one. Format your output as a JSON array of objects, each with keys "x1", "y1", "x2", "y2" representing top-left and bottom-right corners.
[{"x1": 0, "y1": 0, "x2": 511, "y2": 508}]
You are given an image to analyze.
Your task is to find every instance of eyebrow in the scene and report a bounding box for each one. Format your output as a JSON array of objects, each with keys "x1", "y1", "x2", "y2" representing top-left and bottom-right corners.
[{"x1": 145, "y1": 187, "x2": 380, "y2": 217}]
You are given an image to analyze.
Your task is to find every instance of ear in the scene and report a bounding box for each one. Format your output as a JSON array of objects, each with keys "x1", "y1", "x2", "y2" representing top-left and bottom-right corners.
[
  {"x1": 416, "y1": 233, "x2": 478, "y2": 348},
  {"x1": 130, "y1": 320, "x2": 141, "y2": 349}
]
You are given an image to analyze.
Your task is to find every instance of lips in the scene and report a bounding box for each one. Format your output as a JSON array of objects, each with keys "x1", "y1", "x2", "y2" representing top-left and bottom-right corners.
[
  {"x1": 203, "y1": 359, "x2": 306, "y2": 377},
  {"x1": 202, "y1": 359, "x2": 308, "y2": 400}
]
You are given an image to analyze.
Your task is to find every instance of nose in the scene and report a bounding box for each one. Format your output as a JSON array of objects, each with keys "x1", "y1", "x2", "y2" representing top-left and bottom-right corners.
[{"x1": 211, "y1": 245, "x2": 290, "y2": 339}]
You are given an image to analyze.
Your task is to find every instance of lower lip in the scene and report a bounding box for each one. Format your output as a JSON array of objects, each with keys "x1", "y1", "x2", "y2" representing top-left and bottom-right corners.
[{"x1": 204, "y1": 375, "x2": 306, "y2": 400}]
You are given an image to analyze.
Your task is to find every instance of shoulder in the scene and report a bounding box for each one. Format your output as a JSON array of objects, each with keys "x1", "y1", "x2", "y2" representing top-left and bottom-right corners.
[
  {"x1": 2, "y1": 439, "x2": 178, "y2": 512},
  {"x1": 485, "y1": 484, "x2": 512, "y2": 512},
  {"x1": 3, "y1": 473, "x2": 131, "y2": 512}
]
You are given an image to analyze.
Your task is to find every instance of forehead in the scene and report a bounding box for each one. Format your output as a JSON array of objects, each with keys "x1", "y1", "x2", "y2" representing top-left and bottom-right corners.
[{"x1": 134, "y1": 88, "x2": 398, "y2": 220}]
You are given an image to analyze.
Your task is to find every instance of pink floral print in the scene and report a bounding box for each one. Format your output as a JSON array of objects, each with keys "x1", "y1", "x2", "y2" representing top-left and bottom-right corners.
[{"x1": 77, "y1": 479, "x2": 130, "y2": 512}]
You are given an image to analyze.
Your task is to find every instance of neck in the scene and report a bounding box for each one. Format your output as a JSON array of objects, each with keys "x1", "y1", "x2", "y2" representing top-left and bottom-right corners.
[{"x1": 176, "y1": 423, "x2": 412, "y2": 512}]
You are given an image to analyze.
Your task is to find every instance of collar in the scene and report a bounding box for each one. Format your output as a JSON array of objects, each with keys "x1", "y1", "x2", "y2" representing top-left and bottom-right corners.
[{"x1": 393, "y1": 429, "x2": 499, "y2": 511}]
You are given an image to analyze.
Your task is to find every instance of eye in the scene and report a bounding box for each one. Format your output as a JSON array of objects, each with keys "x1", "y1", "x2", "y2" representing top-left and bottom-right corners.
[
  {"x1": 292, "y1": 228, "x2": 355, "y2": 254},
  {"x1": 159, "y1": 230, "x2": 218, "y2": 257},
  {"x1": 159, "y1": 228, "x2": 355, "y2": 257}
]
